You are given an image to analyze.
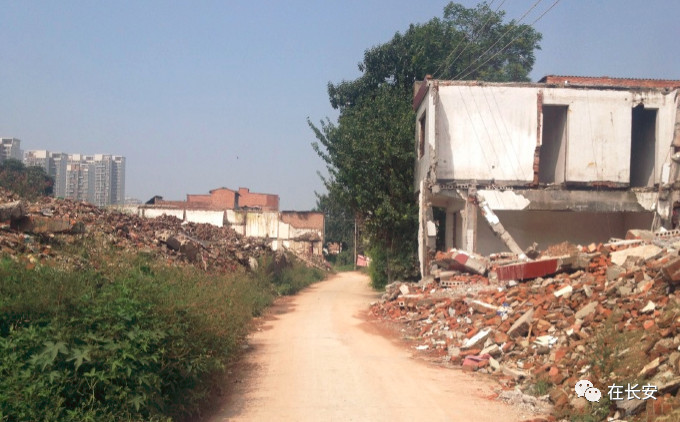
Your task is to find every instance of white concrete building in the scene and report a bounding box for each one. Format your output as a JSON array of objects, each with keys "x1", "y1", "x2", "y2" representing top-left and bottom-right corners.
[
  {"x1": 24, "y1": 149, "x2": 50, "y2": 170},
  {"x1": 414, "y1": 76, "x2": 680, "y2": 275},
  {"x1": 111, "y1": 155, "x2": 126, "y2": 206},
  {"x1": 0, "y1": 138, "x2": 23, "y2": 163},
  {"x1": 50, "y1": 152, "x2": 69, "y2": 198},
  {"x1": 63, "y1": 154, "x2": 125, "y2": 206}
]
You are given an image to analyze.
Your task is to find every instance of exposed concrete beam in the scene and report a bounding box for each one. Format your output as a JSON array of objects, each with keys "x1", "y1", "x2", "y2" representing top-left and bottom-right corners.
[
  {"x1": 517, "y1": 189, "x2": 656, "y2": 212},
  {"x1": 445, "y1": 210, "x2": 455, "y2": 251},
  {"x1": 460, "y1": 186, "x2": 478, "y2": 253},
  {"x1": 433, "y1": 185, "x2": 658, "y2": 213},
  {"x1": 476, "y1": 194, "x2": 527, "y2": 259}
]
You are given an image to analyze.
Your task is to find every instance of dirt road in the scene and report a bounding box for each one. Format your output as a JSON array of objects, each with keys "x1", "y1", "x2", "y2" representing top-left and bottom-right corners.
[{"x1": 207, "y1": 271, "x2": 529, "y2": 422}]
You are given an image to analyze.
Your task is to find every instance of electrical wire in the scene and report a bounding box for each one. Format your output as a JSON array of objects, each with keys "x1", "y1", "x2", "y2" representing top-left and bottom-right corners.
[
  {"x1": 455, "y1": 0, "x2": 562, "y2": 81},
  {"x1": 452, "y1": 0, "x2": 545, "y2": 81},
  {"x1": 432, "y1": 0, "x2": 505, "y2": 80}
]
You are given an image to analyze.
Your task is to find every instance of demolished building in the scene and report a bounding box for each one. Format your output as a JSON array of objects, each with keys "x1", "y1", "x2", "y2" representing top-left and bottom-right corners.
[
  {"x1": 414, "y1": 75, "x2": 680, "y2": 276},
  {"x1": 134, "y1": 187, "x2": 324, "y2": 258}
]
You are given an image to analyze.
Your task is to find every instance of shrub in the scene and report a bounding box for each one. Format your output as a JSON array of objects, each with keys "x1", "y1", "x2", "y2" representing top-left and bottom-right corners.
[{"x1": 0, "y1": 247, "x2": 325, "y2": 421}]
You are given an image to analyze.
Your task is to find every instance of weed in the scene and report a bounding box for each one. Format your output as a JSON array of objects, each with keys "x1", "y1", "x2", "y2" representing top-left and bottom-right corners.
[
  {"x1": 568, "y1": 396, "x2": 611, "y2": 422},
  {"x1": 528, "y1": 378, "x2": 553, "y2": 396},
  {"x1": 0, "y1": 247, "x2": 325, "y2": 420}
]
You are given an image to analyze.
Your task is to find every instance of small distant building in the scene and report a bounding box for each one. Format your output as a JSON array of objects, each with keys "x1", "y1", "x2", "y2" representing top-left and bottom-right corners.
[
  {"x1": 156, "y1": 187, "x2": 279, "y2": 211},
  {"x1": 138, "y1": 187, "x2": 323, "y2": 257}
]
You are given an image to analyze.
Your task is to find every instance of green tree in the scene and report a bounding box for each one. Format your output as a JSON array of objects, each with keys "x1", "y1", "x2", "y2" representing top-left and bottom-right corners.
[
  {"x1": 0, "y1": 159, "x2": 54, "y2": 199},
  {"x1": 314, "y1": 189, "x2": 354, "y2": 252},
  {"x1": 310, "y1": 2, "x2": 541, "y2": 288}
]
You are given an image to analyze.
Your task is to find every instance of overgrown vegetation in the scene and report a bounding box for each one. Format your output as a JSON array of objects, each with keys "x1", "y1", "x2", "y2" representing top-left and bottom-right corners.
[
  {"x1": 527, "y1": 378, "x2": 553, "y2": 397},
  {"x1": 0, "y1": 246, "x2": 324, "y2": 421},
  {"x1": 0, "y1": 158, "x2": 54, "y2": 199},
  {"x1": 310, "y1": 1, "x2": 542, "y2": 288},
  {"x1": 327, "y1": 250, "x2": 355, "y2": 272}
]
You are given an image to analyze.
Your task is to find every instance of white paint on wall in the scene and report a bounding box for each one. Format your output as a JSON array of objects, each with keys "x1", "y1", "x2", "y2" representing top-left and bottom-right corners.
[
  {"x1": 478, "y1": 190, "x2": 531, "y2": 210},
  {"x1": 634, "y1": 192, "x2": 658, "y2": 211},
  {"x1": 417, "y1": 81, "x2": 678, "y2": 186},
  {"x1": 245, "y1": 212, "x2": 279, "y2": 238},
  {"x1": 144, "y1": 208, "x2": 184, "y2": 220},
  {"x1": 435, "y1": 85, "x2": 537, "y2": 182},
  {"x1": 185, "y1": 210, "x2": 224, "y2": 227}
]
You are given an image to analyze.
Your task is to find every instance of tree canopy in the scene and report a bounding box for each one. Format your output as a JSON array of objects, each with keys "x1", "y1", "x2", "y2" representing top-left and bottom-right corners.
[
  {"x1": 310, "y1": 1, "x2": 542, "y2": 287},
  {"x1": 0, "y1": 159, "x2": 54, "y2": 199}
]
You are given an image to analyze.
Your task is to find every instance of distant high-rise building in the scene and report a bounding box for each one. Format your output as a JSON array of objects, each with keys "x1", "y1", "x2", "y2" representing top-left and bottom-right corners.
[
  {"x1": 25, "y1": 150, "x2": 73, "y2": 199},
  {"x1": 64, "y1": 154, "x2": 125, "y2": 206},
  {"x1": 23, "y1": 149, "x2": 125, "y2": 206},
  {"x1": 65, "y1": 161, "x2": 92, "y2": 203},
  {"x1": 50, "y1": 152, "x2": 68, "y2": 198},
  {"x1": 23, "y1": 150, "x2": 51, "y2": 172},
  {"x1": 0, "y1": 138, "x2": 23, "y2": 163},
  {"x1": 111, "y1": 156, "x2": 126, "y2": 206},
  {"x1": 22, "y1": 142, "x2": 125, "y2": 207}
]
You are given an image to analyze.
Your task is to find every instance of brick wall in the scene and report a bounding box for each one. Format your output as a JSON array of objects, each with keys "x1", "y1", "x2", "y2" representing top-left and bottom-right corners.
[
  {"x1": 238, "y1": 188, "x2": 279, "y2": 211},
  {"x1": 280, "y1": 211, "x2": 324, "y2": 230},
  {"x1": 186, "y1": 194, "x2": 212, "y2": 206},
  {"x1": 208, "y1": 189, "x2": 237, "y2": 209}
]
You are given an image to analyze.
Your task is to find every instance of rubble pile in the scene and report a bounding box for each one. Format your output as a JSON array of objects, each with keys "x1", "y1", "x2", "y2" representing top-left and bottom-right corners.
[
  {"x1": 371, "y1": 231, "x2": 680, "y2": 419},
  {"x1": 0, "y1": 188, "x2": 272, "y2": 272}
]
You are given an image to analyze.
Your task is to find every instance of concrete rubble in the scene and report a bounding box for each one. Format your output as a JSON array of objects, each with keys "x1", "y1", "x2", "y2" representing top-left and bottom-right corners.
[
  {"x1": 0, "y1": 187, "x2": 282, "y2": 272},
  {"x1": 372, "y1": 232, "x2": 680, "y2": 420}
]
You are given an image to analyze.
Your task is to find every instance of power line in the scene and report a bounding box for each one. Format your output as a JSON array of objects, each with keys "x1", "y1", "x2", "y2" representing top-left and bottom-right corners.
[
  {"x1": 455, "y1": 85, "x2": 497, "y2": 178},
  {"x1": 432, "y1": 0, "x2": 505, "y2": 79},
  {"x1": 456, "y1": 0, "x2": 563, "y2": 81},
  {"x1": 451, "y1": 0, "x2": 544, "y2": 80},
  {"x1": 480, "y1": 87, "x2": 526, "y2": 182}
]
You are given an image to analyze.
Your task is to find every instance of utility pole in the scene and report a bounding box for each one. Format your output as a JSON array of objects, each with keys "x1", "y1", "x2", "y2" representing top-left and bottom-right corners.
[{"x1": 353, "y1": 217, "x2": 357, "y2": 270}]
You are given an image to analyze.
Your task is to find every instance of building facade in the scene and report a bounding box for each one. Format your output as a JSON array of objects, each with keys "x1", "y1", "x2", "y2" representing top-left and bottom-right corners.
[
  {"x1": 0, "y1": 138, "x2": 23, "y2": 163},
  {"x1": 157, "y1": 187, "x2": 279, "y2": 211},
  {"x1": 414, "y1": 76, "x2": 680, "y2": 275},
  {"x1": 23, "y1": 150, "x2": 125, "y2": 206}
]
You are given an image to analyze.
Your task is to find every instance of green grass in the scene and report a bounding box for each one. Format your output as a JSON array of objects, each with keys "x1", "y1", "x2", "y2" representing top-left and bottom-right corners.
[
  {"x1": 0, "y1": 246, "x2": 325, "y2": 421},
  {"x1": 527, "y1": 378, "x2": 553, "y2": 396}
]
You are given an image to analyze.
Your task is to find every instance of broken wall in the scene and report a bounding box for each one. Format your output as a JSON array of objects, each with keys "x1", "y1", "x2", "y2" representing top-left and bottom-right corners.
[
  {"x1": 237, "y1": 188, "x2": 279, "y2": 211},
  {"x1": 417, "y1": 82, "x2": 679, "y2": 187},
  {"x1": 184, "y1": 210, "x2": 225, "y2": 227},
  {"x1": 457, "y1": 210, "x2": 654, "y2": 256},
  {"x1": 138, "y1": 206, "x2": 324, "y2": 256},
  {"x1": 244, "y1": 211, "x2": 279, "y2": 238},
  {"x1": 142, "y1": 208, "x2": 184, "y2": 220}
]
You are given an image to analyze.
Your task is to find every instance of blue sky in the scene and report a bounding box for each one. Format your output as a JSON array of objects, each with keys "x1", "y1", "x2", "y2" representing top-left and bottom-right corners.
[{"x1": 2, "y1": 1, "x2": 678, "y2": 209}]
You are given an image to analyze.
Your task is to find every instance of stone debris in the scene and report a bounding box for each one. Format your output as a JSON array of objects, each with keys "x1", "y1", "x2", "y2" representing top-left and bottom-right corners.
[
  {"x1": 433, "y1": 249, "x2": 489, "y2": 275},
  {"x1": 370, "y1": 235, "x2": 680, "y2": 419},
  {"x1": 0, "y1": 200, "x2": 26, "y2": 221},
  {"x1": 0, "y1": 188, "x2": 278, "y2": 272}
]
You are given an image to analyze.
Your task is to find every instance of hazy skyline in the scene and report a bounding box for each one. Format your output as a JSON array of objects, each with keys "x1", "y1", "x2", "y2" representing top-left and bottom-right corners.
[{"x1": 2, "y1": 1, "x2": 679, "y2": 209}]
